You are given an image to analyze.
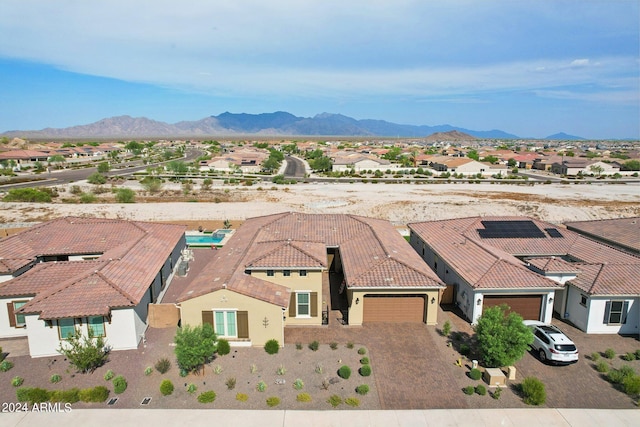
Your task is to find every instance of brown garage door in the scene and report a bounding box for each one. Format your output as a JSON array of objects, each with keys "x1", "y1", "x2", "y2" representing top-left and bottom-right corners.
[
  {"x1": 483, "y1": 295, "x2": 542, "y2": 320},
  {"x1": 363, "y1": 295, "x2": 425, "y2": 323}
]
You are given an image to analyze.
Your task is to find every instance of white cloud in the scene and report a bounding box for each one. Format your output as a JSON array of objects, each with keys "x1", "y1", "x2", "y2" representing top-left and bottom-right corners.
[{"x1": 570, "y1": 59, "x2": 590, "y2": 67}]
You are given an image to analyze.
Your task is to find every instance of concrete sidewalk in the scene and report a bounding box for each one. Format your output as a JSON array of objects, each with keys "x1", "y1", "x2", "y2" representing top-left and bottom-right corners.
[{"x1": 4, "y1": 409, "x2": 640, "y2": 426}]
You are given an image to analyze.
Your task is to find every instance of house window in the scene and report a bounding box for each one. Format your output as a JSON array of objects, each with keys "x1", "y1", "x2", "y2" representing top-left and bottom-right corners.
[
  {"x1": 214, "y1": 310, "x2": 237, "y2": 338},
  {"x1": 580, "y1": 295, "x2": 587, "y2": 307},
  {"x1": 13, "y1": 301, "x2": 27, "y2": 327},
  {"x1": 88, "y1": 316, "x2": 105, "y2": 337},
  {"x1": 58, "y1": 318, "x2": 77, "y2": 339},
  {"x1": 299, "y1": 270, "x2": 307, "y2": 277},
  {"x1": 266, "y1": 270, "x2": 274, "y2": 277},
  {"x1": 605, "y1": 300, "x2": 628, "y2": 325},
  {"x1": 283, "y1": 270, "x2": 291, "y2": 277},
  {"x1": 297, "y1": 292, "x2": 310, "y2": 317}
]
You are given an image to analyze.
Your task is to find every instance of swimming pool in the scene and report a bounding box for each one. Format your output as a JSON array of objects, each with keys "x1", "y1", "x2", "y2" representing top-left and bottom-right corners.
[{"x1": 186, "y1": 235, "x2": 224, "y2": 245}]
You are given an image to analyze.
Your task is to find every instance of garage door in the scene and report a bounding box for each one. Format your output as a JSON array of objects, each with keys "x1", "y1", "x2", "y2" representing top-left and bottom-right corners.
[
  {"x1": 363, "y1": 295, "x2": 425, "y2": 323},
  {"x1": 483, "y1": 295, "x2": 542, "y2": 320}
]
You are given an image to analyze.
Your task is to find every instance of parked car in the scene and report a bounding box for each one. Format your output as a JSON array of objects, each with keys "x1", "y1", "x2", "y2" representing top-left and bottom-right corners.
[{"x1": 523, "y1": 320, "x2": 579, "y2": 364}]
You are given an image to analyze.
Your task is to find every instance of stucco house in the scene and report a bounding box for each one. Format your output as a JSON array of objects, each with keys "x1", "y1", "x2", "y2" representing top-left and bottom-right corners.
[
  {"x1": 0, "y1": 217, "x2": 186, "y2": 357},
  {"x1": 409, "y1": 216, "x2": 639, "y2": 335},
  {"x1": 178, "y1": 213, "x2": 444, "y2": 347},
  {"x1": 331, "y1": 153, "x2": 394, "y2": 172}
]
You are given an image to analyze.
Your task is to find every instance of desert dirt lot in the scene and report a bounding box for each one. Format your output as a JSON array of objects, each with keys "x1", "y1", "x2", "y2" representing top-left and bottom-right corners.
[{"x1": 1, "y1": 181, "x2": 638, "y2": 228}]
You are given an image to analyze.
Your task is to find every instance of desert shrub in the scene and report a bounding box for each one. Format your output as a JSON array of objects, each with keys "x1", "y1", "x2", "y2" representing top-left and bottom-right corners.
[
  {"x1": 442, "y1": 320, "x2": 451, "y2": 336},
  {"x1": 635, "y1": 349, "x2": 640, "y2": 359},
  {"x1": 309, "y1": 341, "x2": 319, "y2": 351},
  {"x1": 17, "y1": 387, "x2": 51, "y2": 404},
  {"x1": 197, "y1": 391, "x2": 216, "y2": 403},
  {"x1": 3, "y1": 188, "x2": 52, "y2": 202},
  {"x1": 225, "y1": 377, "x2": 236, "y2": 390},
  {"x1": 12, "y1": 376, "x2": 24, "y2": 387},
  {"x1": 330, "y1": 342, "x2": 338, "y2": 350},
  {"x1": 174, "y1": 323, "x2": 217, "y2": 374},
  {"x1": 79, "y1": 192, "x2": 96, "y2": 203},
  {"x1": 79, "y1": 386, "x2": 109, "y2": 402},
  {"x1": 492, "y1": 387, "x2": 502, "y2": 400},
  {"x1": 293, "y1": 378, "x2": 304, "y2": 390},
  {"x1": 338, "y1": 365, "x2": 351, "y2": 379},
  {"x1": 358, "y1": 347, "x2": 367, "y2": 355},
  {"x1": 521, "y1": 377, "x2": 546, "y2": 406},
  {"x1": 104, "y1": 370, "x2": 115, "y2": 381},
  {"x1": 623, "y1": 375, "x2": 640, "y2": 396},
  {"x1": 144, "y1": 366, "x2": 153, "y2": 376},
  {"x1": 356, "y1": 384, "x2": 370, "y2": 395},
  {"x1": 217, "y1": 338, "x2": 231, "y2": 356},
  {"x1": 213, "y1": 364, "x2": 223, "y2": 374},
  {"x1": 264, "y1": 339, "x2": 280, "y2": 355},
  {"x1": 359, "y1": 364, "x2": 372, "y2": 377},
  {"x1": 297, "y1": 392, "x2": 312, "y2": 402},
  {"x1": 469, "y1": 368, "x2": 482, "y2": 380},
  {"x1": 236, "y1": 393, "x2": 248, "y2": 402},
  {"x1": 57, "y1": 330, "x2": 108, "y2": 374},
  {"x1": 460, "y1": 344, "x2": 471, "y2": 357},
  {"x1": 591, "y1": 352, "x2": 600, "y2": 361},
  {"x1": 250, "y1": 363, "x2": 258, "y2": 374},
  {"x1": 87, "y1": 172, "x2": 107, "y2": 185},
  {"x1": 0, "y1": 360, "x2": 14, "y2": 371},
  {"x1": 623, "y1": 352, "x2": 637, "y2": 361},
  {"x1": 596, "y1": 361, "x2": 610, "y2": 373},
  {"x1": 112, "y1": 375, "x2": 127, "y2": 394},
  {"x1": 155, "y1": 358, "x2": 171, "y2": 374},
  {"x1": 360, "y1": 357, "x2": 370, "y2": 365},
  {"x1": 476, "y1": 385, "x2": 487, "y2": 396},
  {"x1": 160, "y1": 379, "x2": 174, "y2": 396},
  {"x1": 187, "y1": 383, "x2": 197, "y2": 394},
  {"x1": 315, "y1": 363, "x2": 323, "y2": 374},
  {"x1": 256, "y1": 381, "x2": 267, "y2": 392},
  {"x1": 346, "y1": 342, "x2": 354, "y2": 349},
  {"x1": 327, "y1": 394, "x2": 342, "y2": 407},
  {"x1": 321, "y1": 378, "x2": 330, "y2": 390},
  {"x1": 608, "y1": 365, "x2": 636, "y2": 384},
  {"x1": 115, "y1": 188, "x2": 135, "y2": 203},
  {"x1": 50, "y1": 374, "x2": 62, "y2": 384},
  {"x1": 266, "y1": 396, "x2": 280, "y2": 407},
  {"x1": 295, "y1": 342, "x2": 303, "y2": 350},
  {"x1": 345, "y1": 397, "x2": 360, "y2": 407},
  {"x1": 276, "y1": 364, "x2": 286, "y2": 375},
  {"x1": 179, "y1": 368, "x2": 189, "y2": 377},
  {"x1": 463, "y1": 386, "x2": 475, "y2": 395},
  {"x1": 604, "y1": 348, "x2": 616, "y2": 359},
  {"x1": 50, "y1": 388, "x2": 80, "y2": 403}
]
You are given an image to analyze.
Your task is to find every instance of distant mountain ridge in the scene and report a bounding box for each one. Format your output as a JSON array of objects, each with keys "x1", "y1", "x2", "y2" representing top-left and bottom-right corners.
[{"x1": 2, "y1": 111, "x2": 558, "y2": 139}]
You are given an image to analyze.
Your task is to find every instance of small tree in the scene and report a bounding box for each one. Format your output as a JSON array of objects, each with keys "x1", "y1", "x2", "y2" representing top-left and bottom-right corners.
[
  {"x1": 57, "y1": 329, "x2": 108, "y2": 374},
  {"x1": 97, "y1": 162, "x2": 110, "y2": 173},
  {"x1": 140, "y1": 176, "x2": 163, "y2": 193},
  {"x1": 115, "y1": 188, "x2": 135, "y2": 203},
  {"x1": 174, "y1": 324, "x2": 217, "y2": 374},
  {"x1": 87, "y1": 172, "x2": 107, "y2": 185},
  {"x1": 475, "y1": 305, "x2": 533, "y2": 368}
]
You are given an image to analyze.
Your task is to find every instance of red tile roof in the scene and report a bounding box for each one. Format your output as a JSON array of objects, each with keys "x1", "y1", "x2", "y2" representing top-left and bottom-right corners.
[
  {"x1": 0, "y1": 217, "x2": 185, "y2": 319},
  {"x1": 179, "y1": 213, "x2": 444, "y2": 305},
  {"x1": 565, "y1": 217, "x2": 640, "y2": 254},
  {"x1": 568, "y1": 263, "x2": 640, "y2": 296}
]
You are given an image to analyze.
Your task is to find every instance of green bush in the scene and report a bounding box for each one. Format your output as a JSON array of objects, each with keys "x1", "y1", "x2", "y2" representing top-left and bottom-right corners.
[
  {"x1": 590, "y1": 352, "x2": 600, "y2": 361},
  {"x1": 160, "y1": 379, "x2": 174, "y2": 396},
  {"x1": 236, "y1": 393, "x2": 248, "y2": 402},
  {"x1": 87, "y1": 172, "x2": 107, "y2": 185},
  {"x1": 295, "y1": 342, "x2": 303, "y2": 350},
  {"x1": 115, "y1": 188, "x2": 136, "y2": 203},
  {"x1": 104, "y1": 370, "x2": 115, "y2": 381},
  {"x1": 360, "y1": 357, "x2": 370, "y2": 364},
  {"x1": 345, "y1": 397, "x2": 360, "y2": 407},
  {"x1": 113, "y1": 375, "x2": 127, "y2": 394},
  {"x1": 256, "y1": 381, "x2": 267, "y2": 392},
  {"x1": 463, "y1": 386, "x2": 475, "y2": 395},
  {"x1": 330, "y1": 342, "x2": 338, "y2": 350},
  {"x1": 197, "y1": 391, "x2": 217, "y2": 403},
  {"x1": 0, "y1": 360, "x2": 14, "y2": 372},
  {"x1": 266, "y1": 396, "x2": 281, "y2": 407},
  {"x1": 309, "y1": 341, "x2": 319, "y2": 351},
  {"x1": 17, "y1": 387, "x2": 51, "y2": 404},
  {"x1": 359, "y1": 364, "x2": 372, "y2": 377},
  {"x1": 635, "y1": 349, "x2": 640, "y2": 359},
  {"x1": 521, "y1": 377, "x2": 546, "y2": 406},
  {"x1": 226, "y1": 377, "x2": 236, "y2": 390},
  {"x1": 608, "y1": 365, "x2": 636, "y2": 384},
  {"x1": 327, "y1": 394, "x2": 342, "y2": 407},
  {"x1": 296, "y1": 392, "x2": 312, "y2": 402},
  {"x1": 346, "y1": 342, "x2": 354, "y2": 349},
  {"x1": 3, "y1": 188, "x2": 52, "y2": 202},
  {"x1": 460, "y1": 344, "x2": 471, "y2": 356},
  {"x1": 50, "y1": 374, "x2": 62, "y2": 384},
  {"x1": 264, "y1": 339, "x2": 280, "y2": 355},
  {"x1": 492, "y1": 387, "x2": 502, "y2": 400},
  {"x1": 604, "y1": 348, "x2": 616, "y2": 359},
  {"x1": 358, "y1": 347, "x2": 367, "y2": 355},
  {"x1": 144, "y1": 366, "x2": 153, "y2": 376},
  {"x1": 155, "y1": 358, "x2": 171, "y2": 374},
  {"x1": 12, "y1": 376, "x2": 24, "y2": 387},
  {"x1": 79, "y1": 192, "x2": 97, "y2": 203},
  {"x1": 476, "y1": 385, "x2": 487, "y2": 396},
  {"x1": 79, "y1": 386, "x2": 109, "y2": 402},
  {"x1": 338, "y1": 365, "x2": 352, "y2": 379},
  {"x1": 217, "y1": 338, "x2": 231, "y2": 356},
  {"x1": 469, "y1": 368, "x2": 482, "y2": 380},
  {"x1": 596, "y1": 361, "x2": 610, "y2": 373},
  {"x1": 50, "y1": 388, "x2": 80, "y2": 403},
  {"x1": 623, "y1": 352, "x2": 637, "y2": 361},
  {"x1": 356, "y1": 384, "x2": 370, "y2": 395},
  {"x1": 442, "y1": 320, "x2": 451, "y2": 336},
  {"x1": 293, "y1": 378, "x2": 304, "y2": 390},
  {"x1": 187, "y1": 383, "x2": 197, "y2": 394},
  {"x1": 623, "y1": 375, "x2": 640, "y2": 396}
]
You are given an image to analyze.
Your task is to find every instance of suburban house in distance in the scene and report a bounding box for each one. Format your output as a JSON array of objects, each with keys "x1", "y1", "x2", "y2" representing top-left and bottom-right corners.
[
  {"x1": 177, "y1": 212, "x2": 444, "y2": 347},
  {"x1": 409, "y1": 217, "x2": 640, "y2": 335},
  {"x1": 0, "y1": 217, "x2": 186, "y2": 357}
]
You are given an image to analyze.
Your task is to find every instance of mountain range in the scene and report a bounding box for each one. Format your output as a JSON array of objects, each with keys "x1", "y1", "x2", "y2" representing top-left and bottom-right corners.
[{"x1": 1, "y1": 111, "x2": 582, "y2": 140}]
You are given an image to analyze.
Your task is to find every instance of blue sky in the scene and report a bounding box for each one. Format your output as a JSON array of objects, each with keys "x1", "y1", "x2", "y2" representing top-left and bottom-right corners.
[{"x1": 1, "y1": 0, "x2": 638, "y2": 139}]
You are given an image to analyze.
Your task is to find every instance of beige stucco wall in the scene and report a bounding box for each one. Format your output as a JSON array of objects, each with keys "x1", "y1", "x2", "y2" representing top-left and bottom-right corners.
[
  {"x1": 180, "y1": 288, "x2": 285, "y2": 347},
  {"x1": 252, "y1": 269, "x2": 323, "y2": 326},
  {"x1": 347, "y1": 288, "x2": 441, "y2": 326}
]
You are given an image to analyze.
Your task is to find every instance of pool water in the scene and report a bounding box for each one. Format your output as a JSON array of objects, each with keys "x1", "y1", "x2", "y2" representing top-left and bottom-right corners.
[{"x1": 186, "y1": 235, "x2": 224, "y2": 245}]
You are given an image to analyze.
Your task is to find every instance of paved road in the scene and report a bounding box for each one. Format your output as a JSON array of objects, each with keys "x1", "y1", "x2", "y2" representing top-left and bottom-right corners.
[{"x1": 283, "y1": 155, "x2": 306, "y2": 178}]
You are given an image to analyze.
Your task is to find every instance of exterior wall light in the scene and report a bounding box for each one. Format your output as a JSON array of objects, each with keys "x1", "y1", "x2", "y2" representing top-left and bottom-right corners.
[{"x1": 355, "y1": 298, "x2": 360, "y2": 305}]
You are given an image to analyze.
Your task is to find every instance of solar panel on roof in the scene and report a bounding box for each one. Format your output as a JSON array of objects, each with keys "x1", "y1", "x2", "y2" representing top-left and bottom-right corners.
[
  {"x1": 545, "y1": 228, "x2": 563, "y2": 238},
  {"x1": 479, "y1": 220, "x2": 546, "y2": 239}
]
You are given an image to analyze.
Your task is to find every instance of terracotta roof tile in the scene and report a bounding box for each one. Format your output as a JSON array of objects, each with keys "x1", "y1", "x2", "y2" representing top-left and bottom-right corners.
[
  {"x1": 568, "y1": 263, "x2": 640, "y2": 296},
  {"x1": 565, "y1": 217, "x2": 640, "y2": 254}
]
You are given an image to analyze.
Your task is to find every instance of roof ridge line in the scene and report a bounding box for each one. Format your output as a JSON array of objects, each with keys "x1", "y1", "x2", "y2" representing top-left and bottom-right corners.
[{"x1": 95, "y1": 270, "x2": 137, "y2": 305}]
